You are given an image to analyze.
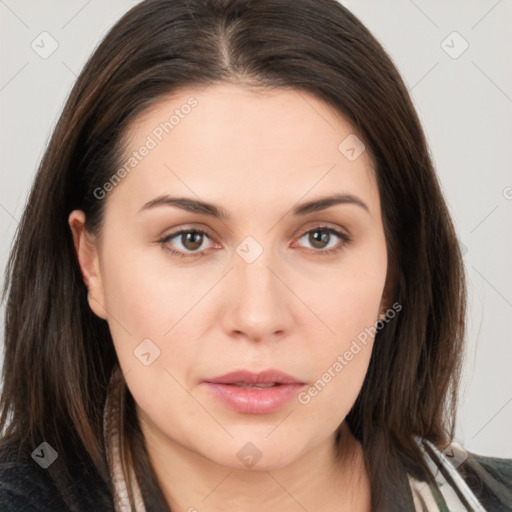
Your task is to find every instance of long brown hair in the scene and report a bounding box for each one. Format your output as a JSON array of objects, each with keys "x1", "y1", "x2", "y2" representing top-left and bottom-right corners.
[{"x1": 1, "y1": 0, "x2": 469, "y2": 509}]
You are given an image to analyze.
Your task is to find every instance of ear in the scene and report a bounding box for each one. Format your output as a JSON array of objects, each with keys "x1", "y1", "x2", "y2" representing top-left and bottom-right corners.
[{"x1": 68, "y1": 210, "x2": 107, "y2": 320}]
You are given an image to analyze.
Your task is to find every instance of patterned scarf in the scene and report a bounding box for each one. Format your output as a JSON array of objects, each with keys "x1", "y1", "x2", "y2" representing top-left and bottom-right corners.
[
  {"x1": 103, "y1": 367, "x2": 147, "y2": 512},
  {"x1": 103, "y1": 369, "x2": 487, "y2": 512},
  {"x1": 408, "y1": 439, "x2": 487, "y2": 511}
]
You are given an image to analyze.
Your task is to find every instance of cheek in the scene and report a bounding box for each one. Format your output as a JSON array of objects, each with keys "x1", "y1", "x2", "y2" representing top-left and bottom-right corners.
[
  {"x1": 292, "y1": 278, "x2": 385, "y2": 436},
  {"x1": 99, "y1": 244, "x2": 195, "y2": 333},
  {"x1": 294, "y1": 248, "x2": 387, "y2": 413},
  {"x1": 301, "y1": 247, "x2": 388, "y2": 344},
  {"x1": 97, "y1": 242, "x2": 222, "y2": 386}
]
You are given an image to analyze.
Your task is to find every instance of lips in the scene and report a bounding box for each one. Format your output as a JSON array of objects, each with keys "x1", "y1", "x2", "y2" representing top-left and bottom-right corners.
[{"x1": 203, "y1": 369, "x2": 306, "y2": 414}]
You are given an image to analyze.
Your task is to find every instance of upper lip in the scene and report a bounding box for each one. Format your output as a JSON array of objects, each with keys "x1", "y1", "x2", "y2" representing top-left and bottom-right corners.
[{"x1": 204, "y1": 369, "x2": 305, "y2": 385}]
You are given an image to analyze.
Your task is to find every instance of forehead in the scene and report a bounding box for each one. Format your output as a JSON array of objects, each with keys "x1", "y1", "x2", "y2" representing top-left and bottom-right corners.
[{"x1": 114, "y1": 83, "x2": 378, "y2": 213}]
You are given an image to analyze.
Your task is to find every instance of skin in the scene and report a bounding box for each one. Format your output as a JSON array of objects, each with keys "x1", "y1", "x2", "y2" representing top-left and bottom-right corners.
[{"x1": 69, "y1": 83, "x2": 390, "y2": 511}]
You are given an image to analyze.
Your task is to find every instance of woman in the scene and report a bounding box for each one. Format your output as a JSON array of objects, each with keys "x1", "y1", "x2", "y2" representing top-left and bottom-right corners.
[{"x1": 0, "y1": 0, "x2": 510, "y2": 510}]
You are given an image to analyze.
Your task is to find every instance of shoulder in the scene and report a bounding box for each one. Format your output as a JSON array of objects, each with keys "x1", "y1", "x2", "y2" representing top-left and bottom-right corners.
[
  {"x1": 458, "y1": 450, "x2": 512, "y2": 511},
  {"x1": 0, "y1": 440, "x2": 67, "y2": 511},
  {"x1": 0, "y1": 439, "x2": 114, "y2": 512},
  {"x1": 407, "y1": 439, "x2": 512, "y2": 511}
]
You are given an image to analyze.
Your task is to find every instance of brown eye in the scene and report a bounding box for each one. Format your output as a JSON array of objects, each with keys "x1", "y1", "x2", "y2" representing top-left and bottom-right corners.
[
  {"x1": 297, "y1": 226, "x2": 348, "y2": 253},
  {"x1": 180, "y1": 231, "x2": 204, "y2": 251},
  {"x1": 159, "y1": 229, "x2": 214, "y2": 257},
  {"x1": 308, "y1": 229, "x2": 332, "y2": 249}
]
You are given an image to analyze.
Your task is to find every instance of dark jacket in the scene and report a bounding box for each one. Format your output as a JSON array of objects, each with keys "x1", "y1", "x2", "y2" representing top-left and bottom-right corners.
[{"x1": 1, "y1": 440, "x2": 511, "y2": 511}]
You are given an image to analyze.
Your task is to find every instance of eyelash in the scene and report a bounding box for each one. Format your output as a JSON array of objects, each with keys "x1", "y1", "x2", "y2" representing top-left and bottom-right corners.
[{"x1": 157, "y1": 225, "x2": 352, "y2": 259}]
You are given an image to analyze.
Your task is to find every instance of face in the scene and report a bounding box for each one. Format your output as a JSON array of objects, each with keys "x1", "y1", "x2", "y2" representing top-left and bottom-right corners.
[{"x1": 71, "y1": 83, "x2": 389, "y2": 471}]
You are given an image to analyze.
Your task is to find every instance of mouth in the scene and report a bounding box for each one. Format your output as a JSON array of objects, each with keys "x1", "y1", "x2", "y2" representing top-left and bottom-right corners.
[
  {"x1": 227, "y1": 382, "x2": 283, "y2": 389},
  {"x1": 204, "y1": 369, "x2": 305, "y2": 386},
  {"x1": 202, "y1": 369, "x2": 306, "y2": 414}
]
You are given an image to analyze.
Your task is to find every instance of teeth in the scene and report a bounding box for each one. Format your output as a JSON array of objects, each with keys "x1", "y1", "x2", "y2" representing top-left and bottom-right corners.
[{"x1": 232, "y1": 382, "x2": 278, "y2": 388}]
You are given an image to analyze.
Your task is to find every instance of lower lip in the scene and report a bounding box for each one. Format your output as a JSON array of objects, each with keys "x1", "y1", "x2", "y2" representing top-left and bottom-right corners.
[{"x1": 203, "y1": 382, "x2": 305, "y2": 414}]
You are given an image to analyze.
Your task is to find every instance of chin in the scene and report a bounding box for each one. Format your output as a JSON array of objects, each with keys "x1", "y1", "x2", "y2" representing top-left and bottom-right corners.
[{"x1": 203, "y1": 437, "x2": 303, "y2": 472}]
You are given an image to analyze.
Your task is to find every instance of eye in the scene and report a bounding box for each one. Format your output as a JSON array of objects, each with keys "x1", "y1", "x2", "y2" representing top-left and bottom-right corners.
[
  {"x1": 158, "y1": 229, "x2": 217, "y2": 258},
  {"x1": 295, "y1": 226, "x2": 351, "y2": 255},
  {"x1": 158, "y1": 225, "x2": 351, "y2": 259}
]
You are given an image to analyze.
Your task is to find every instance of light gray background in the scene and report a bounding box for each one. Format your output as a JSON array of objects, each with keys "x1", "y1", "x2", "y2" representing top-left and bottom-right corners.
[{"x1": 1, "y1": 0, "x2": 511, "y2": 457}]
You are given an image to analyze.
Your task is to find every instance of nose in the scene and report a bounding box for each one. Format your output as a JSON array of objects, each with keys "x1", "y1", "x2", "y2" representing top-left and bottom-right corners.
[{"x1": 221, "y1": 250, "x2": 293, "y2": 343}]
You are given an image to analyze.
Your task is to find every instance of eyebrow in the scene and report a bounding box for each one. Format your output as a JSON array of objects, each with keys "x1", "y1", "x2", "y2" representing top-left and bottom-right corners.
[{"x1": 139, "y1": 193, "x2": 369, "y2": 219}]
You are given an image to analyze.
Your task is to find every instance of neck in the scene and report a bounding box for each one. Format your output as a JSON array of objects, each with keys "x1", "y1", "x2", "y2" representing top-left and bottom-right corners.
[{"x1": 137, "y1": 413, "x2": 371, "y2": 512}]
